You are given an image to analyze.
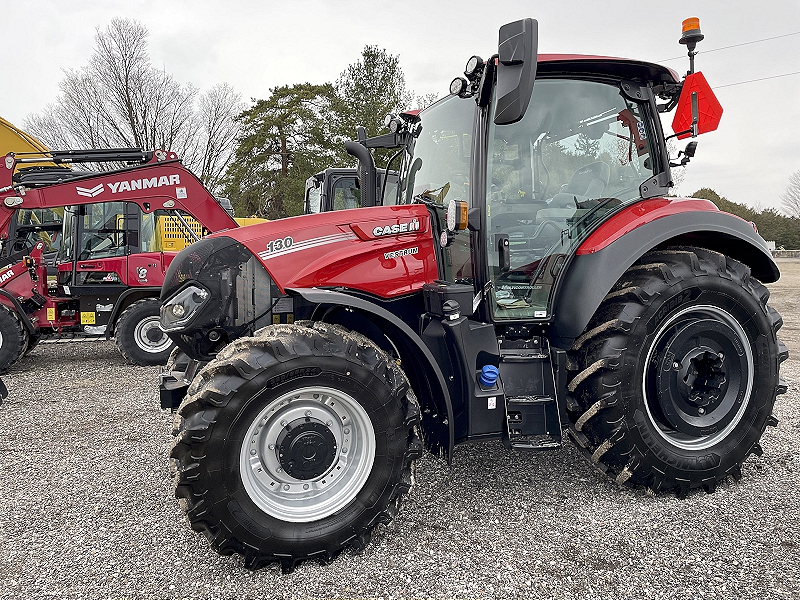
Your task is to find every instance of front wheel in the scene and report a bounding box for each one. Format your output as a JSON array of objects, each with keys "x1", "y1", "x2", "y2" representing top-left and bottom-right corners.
[
  {"x1": 115, "y1": 298, "x2": 174, "y2": 365},
  {"x1": 170, "y1": 322, "x2": 422, "y2": 572},
  {"x1": 0, "y1": 305, "x2": 28, "y2": 373},
  {"x1": 567, "y1": 248, "x2": 787, "y2": 496}
]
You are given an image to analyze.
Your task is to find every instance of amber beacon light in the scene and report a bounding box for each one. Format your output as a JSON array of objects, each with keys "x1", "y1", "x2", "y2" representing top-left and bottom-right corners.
[{"x1": 679, "y1": 17, "x2": 704, "y2": 74}]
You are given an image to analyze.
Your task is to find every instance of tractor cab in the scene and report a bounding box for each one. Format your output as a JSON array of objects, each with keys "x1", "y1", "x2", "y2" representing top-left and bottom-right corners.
[
  {"x1": 408, "y1": 59, "x2": 670, "y2": 322},
  {"x1": 304, "y1": 168, "x2": 400, "y2": 214}
]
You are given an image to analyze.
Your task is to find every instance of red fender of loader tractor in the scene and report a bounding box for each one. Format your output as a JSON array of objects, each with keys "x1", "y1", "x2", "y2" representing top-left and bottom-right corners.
[
  {"x1": 0, "y1": 147, "x2": 238, "y2": 373},
  {"x1": 160, "y1": 17, "x2": 786, "y2": 572}
]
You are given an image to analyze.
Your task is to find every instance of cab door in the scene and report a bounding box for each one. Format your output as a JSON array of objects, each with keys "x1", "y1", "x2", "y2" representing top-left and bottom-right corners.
[{"x1": 71, "y1": 202, "x2": 132, "y2": 332}]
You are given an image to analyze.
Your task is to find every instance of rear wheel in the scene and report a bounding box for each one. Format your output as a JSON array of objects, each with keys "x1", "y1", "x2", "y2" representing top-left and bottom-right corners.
[
  {"x1": 115, "y1": 299, "x2": 174, "y2": 365},
  {"x1": 0, "y1": 305, "x2": 28, "y2": 373},
  {"x1": 170, "y1": 322, "x2": 422, "y2": 572},
  {"x1": 567, "y1": 248, "x2": 786, "y2": 496}
]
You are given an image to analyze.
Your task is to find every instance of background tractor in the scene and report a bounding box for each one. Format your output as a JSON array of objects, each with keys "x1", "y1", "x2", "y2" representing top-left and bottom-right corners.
[
  {"x1": 161, "y1": 17, "x2": 786, "y2": 572},
  {"x1": 0, "y1": 146, "x2": 243, "y2": 372}
]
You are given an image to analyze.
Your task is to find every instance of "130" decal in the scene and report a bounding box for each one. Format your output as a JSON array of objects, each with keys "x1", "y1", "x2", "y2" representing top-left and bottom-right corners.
[{"x1": 265, "y1": 236, "x2": 294, "y2": 254}]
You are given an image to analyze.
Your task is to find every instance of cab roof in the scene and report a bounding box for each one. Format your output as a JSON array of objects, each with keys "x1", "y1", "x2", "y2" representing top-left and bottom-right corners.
[{"x1": 537, "y1": 54, "x2": 680, "y2": 86}]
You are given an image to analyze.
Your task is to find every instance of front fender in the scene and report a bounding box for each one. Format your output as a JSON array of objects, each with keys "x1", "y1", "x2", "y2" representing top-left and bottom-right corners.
[
  {"x1": 550, "y1": 209, "x2": 778, "y2": 346},
  {"x1": 288, "y1": 287, "x2": 455, "y2": 462}
]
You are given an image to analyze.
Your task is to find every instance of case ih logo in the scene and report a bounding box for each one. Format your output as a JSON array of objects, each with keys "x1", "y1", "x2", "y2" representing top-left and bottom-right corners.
[
  {"x1": 76, "y1": 184, "x2": 104, "y2": 198},
  {"x1": 372, "y1": 219, "x2": 420, "y2": 237},
  {"x1": 0, "y1": 268, "x2": 14, "y2": 284},
  {"x1": 108, "y1": 174, "x2": 181, "y2": 194}
]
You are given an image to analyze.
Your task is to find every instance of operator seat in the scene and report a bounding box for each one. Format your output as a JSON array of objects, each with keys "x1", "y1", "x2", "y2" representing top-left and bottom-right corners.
[{"x1": 538, "y1": 161, "x2": 610, "y2": 220}]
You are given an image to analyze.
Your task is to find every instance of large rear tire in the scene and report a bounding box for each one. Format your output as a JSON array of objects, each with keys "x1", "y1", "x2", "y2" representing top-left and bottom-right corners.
[
  {"x1": 0, "y1": 305, "x2": 28, "y2": 374},
  {"x1": 170, "y1": 322, "x2": 422, "y2": 572},
  {"x1": 115, "y1": 298, "x2": 174, "y2": 365},
  {"x1": 567, "y1": 248, "x2": 787, "y2": 496}
]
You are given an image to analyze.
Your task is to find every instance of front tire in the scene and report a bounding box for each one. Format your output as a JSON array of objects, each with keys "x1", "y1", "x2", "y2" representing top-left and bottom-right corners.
[
  {"x1": 115, "y1": 298, "x2": 174, "y2": 365},
  {"x1": 0, "y1": 305, "x2": 28, "y2": 373},
  {"x1": 567, "y1": 248, "x2": 787, "y2": 496},
  {"x1": 170, "y1": 322, "x2": 422, "y2": 572}
]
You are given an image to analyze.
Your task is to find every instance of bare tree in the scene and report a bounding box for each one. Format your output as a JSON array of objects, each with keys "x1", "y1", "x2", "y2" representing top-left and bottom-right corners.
[
  {"x1": 781, "y1": 170, "x2": 800, "y2": 217},
  {"x1": 24, "y1": 19, "x2": 242, "y2": 192}
]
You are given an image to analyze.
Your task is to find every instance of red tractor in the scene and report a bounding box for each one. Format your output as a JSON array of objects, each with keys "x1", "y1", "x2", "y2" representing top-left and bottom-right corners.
[
  {"x1": 161, "y1": 18, "x2": 786, "y2": 572},
  {"x1": 0, "y1": 148, "x2": 238, "y2": 372}
]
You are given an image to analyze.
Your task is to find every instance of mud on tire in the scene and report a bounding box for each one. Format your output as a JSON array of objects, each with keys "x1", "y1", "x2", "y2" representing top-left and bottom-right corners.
[
  {"x1": 567, "y1": 247, "x2": 787, "y2": 496},
  {"x1": 170, "y1": 321, "x2": 422, "y2": 572}
]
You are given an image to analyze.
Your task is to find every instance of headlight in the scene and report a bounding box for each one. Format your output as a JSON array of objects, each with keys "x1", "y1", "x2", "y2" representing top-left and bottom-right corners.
[{"x1": 160, "y1": 284, "x2": 210, "y2": 332}]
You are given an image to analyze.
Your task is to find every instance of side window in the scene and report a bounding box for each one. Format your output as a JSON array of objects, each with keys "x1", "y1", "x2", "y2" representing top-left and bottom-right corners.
[
  {"x1": 79, "y1": 202, "x2": 128, "y2": 260},
  {"x1": 11, "y1": 208, "x2": 63, "y2": 254}
]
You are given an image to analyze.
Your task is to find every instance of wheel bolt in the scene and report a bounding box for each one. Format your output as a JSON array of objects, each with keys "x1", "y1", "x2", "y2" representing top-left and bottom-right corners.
[
  {"x1": 698, "y1": 407, "x2": 706, "y2": 415},
  {"x1": 277, "y1": 467, "x2": 282, "y2": 472},
  {"x1": 342, "y1": 447, "x2": 348, "y2": 454},
  {"x1": 303, "y1": 484, "x2": 309, "y2": 490},
  {"x1": 326, "y1": 420, "x2": 333, "y2": 427},
  {"x1": 673, "y1": 362, "x2": 680, "y2": 370},
  {"x1": 250, "y1": 450, "x2": 256, "y2": 456},
  {"x1": 284, "y1": 484, "x2": 290, "y2": 491},
  {"x1": 280, "y1": 420, "x2": 287, "y2": 427},
  {"x1": 268, "y1": 444, "x2": 275, "y2": 450},
  {"x1": 718, "y1": 353, "x2": 724, "y2": 360},
  {"x1": 344, "y1": 428, "x2": 350, "y2": 435},
  {"x1": 305, "y1": 410, "x2": 312, "y2": 417}
]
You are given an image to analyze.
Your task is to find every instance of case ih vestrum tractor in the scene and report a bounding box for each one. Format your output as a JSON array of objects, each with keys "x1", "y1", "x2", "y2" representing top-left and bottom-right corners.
[
  {"x1": 161, "y1": 18, "x2": 787, "y2": 571},
  {"x1": 0, "y1": 148, "x2": 238, "y2": 371}
]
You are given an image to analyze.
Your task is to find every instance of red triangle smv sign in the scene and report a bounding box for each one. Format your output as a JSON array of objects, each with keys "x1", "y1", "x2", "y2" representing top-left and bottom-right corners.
[{"x1": 671, "y1": 71, "x2": 723, "y2": 139}]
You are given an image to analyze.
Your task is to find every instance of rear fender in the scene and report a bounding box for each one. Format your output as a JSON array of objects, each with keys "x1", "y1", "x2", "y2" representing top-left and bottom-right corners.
[
  {"x1": 104, "y1": 287, "x2": 161, "y2": 337},
  {"x1": 549, "y1": 209, "x2": 778, "y2": 346},
  {"x1": 289, "y1": 287, "x2": 454, "y2": 462}
]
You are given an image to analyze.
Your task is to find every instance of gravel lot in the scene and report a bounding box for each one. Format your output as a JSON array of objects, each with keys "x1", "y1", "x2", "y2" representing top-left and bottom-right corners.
[{"x1": 1, "y1": 260, "x2": 799, "y2": 599}]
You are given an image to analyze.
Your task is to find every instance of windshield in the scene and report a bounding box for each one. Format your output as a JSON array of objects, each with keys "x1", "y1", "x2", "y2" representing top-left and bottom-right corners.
[
  {"x1": 403, "y1": 96, "x2": 474, "y2": 207},
  {"x1": 402, "y1": 96, "x2": 476, "y2": 283},
  {"x1": 486, "y1": 78, "x2": 658, "y2": 320}
]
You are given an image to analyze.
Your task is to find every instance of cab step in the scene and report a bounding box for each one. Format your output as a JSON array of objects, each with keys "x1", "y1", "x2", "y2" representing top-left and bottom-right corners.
[{"x1": 505, "y1": 395, "x2": 562, "y2": 450}]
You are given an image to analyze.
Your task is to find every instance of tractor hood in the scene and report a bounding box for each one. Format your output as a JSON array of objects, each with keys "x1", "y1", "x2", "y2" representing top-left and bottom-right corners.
[
  {"x1": 208, "y1": 203, "x2": 438, "y2": 298},
  {"x1": 160, "y1": 204, "x2": 440, "y2": 359}
]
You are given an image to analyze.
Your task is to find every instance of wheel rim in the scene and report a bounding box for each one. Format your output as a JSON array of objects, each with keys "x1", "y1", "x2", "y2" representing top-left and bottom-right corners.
[
  {"x1": 133, "y1": 316, "x2": 172, "y2": 354},
  {"x1": 643, "y1": 304, "x2": 754, "y2": 450},
  {"x1": 240, "y1": 386, "x2": 376, "y2": 523}
]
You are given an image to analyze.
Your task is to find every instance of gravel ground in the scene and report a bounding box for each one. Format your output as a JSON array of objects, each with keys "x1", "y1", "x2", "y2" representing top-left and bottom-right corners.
[{"x1": 1, "y1": 262, "x2": 799, "y2": 599}]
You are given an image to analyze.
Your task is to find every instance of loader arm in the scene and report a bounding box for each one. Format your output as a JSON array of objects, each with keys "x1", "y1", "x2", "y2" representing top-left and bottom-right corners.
[{"x1": 0, "y1": 151, "x2": 237, "y2": 236}]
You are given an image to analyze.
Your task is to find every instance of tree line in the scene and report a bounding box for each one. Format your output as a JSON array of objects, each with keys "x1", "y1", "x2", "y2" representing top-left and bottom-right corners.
[
  {"x1": 692, "y1": 188, "x2": 800, "y2": 249},
  {"x1": 25, "y1": 18, "x2": 434, "y2": 219}
]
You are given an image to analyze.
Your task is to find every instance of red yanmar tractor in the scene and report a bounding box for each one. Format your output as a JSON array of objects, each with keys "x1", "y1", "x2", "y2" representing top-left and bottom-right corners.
[
  {"x1": 0, "y1": 148, "x2": 238, "y2": 372},
  {"x1": 161, "y1": 18, "x2": 786, "y2": 571}
]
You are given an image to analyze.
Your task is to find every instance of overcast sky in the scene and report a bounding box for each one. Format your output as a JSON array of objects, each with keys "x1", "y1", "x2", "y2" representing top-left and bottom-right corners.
[{"x1": 4, "y1": 0, "x2": 799, "y2": 210}]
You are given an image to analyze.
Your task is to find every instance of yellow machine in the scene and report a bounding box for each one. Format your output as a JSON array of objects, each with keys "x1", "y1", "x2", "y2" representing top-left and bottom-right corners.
[{"x1": 0, "y1": 116, "x2": 55, "y2": 169}]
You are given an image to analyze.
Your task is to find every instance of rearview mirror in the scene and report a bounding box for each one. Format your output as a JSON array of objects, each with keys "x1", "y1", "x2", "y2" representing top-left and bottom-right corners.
[{"x1": 494, "y1": 18, "x2": 538, "y2": 125}]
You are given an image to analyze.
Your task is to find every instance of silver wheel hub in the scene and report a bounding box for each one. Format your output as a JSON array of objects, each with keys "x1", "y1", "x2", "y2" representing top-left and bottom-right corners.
[
  {"x1": 133, "y1": 316, "x2": 171, "y2": 353},
  {"x1": 240, "y1": 386, "x2": 376, "y2": 523}
]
